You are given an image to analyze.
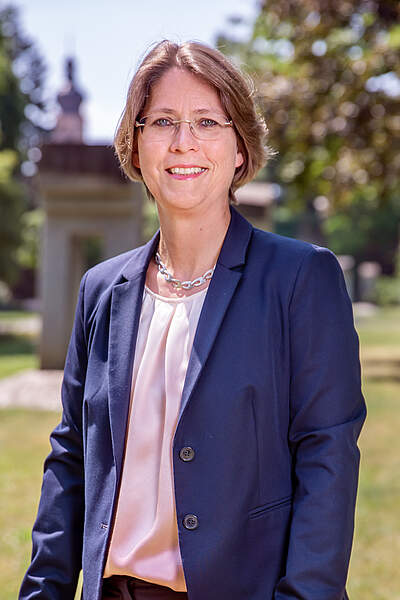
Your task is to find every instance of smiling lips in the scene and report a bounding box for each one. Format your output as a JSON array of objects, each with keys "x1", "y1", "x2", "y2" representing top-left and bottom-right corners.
[{"x1": 166, "y1": 166, "x2": 208, "y2": 179}]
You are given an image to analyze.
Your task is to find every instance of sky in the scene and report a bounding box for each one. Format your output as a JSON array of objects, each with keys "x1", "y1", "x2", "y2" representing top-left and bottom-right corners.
[{"x1": 11, "y1": 0, "x2": 258, "y2": 144}]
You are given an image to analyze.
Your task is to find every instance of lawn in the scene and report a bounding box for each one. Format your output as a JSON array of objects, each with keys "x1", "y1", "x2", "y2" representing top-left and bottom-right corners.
[
  {"x1": 0, "y1": 311, "x2": 38, "y2": 321},
  {"x1": 0, "y1": 310, "x2": 39, "y2": 379},
  {"x1": 0, "y1": 409, "x2": 61, "y2": 599},
  {"x1": 347, "y1": 379, "x2": 400, "y2": 599},
  {"x1": 0, "y1": 307, "x2": 399, "y2": 598},
  {"x1": 0, "y1": 334, "x2": 38, "y2": 379}
]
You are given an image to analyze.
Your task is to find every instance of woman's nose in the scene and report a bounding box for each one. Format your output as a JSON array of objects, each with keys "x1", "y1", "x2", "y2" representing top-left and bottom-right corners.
[{"x1": 169, "y1": 121, "x2": 200, "y2": 152}]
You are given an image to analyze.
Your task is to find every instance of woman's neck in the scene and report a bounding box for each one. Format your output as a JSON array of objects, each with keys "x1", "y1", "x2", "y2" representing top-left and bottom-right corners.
[
  {"x1": 157, "y1": 203, "x2": 231, "y2": 280},
  {"x1": 146, "y1": 202, "x2": 231, "y2": 298}
]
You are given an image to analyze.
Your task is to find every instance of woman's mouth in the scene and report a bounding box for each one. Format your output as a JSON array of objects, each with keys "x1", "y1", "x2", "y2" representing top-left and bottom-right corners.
[{"x1": 166, "y1": 167, "x2": 208, "y2": 179}]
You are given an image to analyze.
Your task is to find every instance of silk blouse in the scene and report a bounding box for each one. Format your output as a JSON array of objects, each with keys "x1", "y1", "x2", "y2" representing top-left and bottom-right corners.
[{"x1": 104, "y1": 284, "x2": 208, "y2": 591}]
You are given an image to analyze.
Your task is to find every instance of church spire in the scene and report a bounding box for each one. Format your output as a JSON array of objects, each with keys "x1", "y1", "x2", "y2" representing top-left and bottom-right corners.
[{"x1": 51, "y1": 57, "x2": 85, "y2": 143}]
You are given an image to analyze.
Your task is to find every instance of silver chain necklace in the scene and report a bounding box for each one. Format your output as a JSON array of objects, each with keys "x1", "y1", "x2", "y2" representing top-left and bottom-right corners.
[{"x1": 154, "y1": 252, "x2": 215, "y2": 290}]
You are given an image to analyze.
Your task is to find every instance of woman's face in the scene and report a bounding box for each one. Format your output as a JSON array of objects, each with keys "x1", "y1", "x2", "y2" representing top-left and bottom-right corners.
[{"x1": 133, "y1": 67, "x2": 243, "y2": 216}]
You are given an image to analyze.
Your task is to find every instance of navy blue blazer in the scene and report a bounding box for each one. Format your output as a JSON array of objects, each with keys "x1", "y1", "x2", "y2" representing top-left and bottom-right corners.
[{"x1": 20, "y1": 207, "x2": 365, "y2": 600}]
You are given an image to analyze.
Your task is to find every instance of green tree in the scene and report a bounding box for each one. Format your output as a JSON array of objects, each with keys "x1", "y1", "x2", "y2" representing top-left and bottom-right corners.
[
  {"x1": 218, "y1": 0, "x2": 400, "y2": 273},
  {"x1": 0, "y1": 4, "x2": 46, "y2": 286}
]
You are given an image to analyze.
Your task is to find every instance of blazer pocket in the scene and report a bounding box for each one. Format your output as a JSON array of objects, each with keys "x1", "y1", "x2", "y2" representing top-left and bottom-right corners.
[{"x1": 248, "y1": 494, "x2": 293, "y2": 520}]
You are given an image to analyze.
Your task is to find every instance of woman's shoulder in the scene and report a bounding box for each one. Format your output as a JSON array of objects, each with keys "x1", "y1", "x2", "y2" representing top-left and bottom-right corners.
[
  {"x1": 249, "y1": 227, "x2": 343, "y2": 293},
  {"x1": 80, "y1": 239, "x2": 155, "y2": 302},
  {"x1": 251, "y1": 226, "x2": 336, "y2": 264},
  {"x1": 86, "y1": 245, "x2": 143, "y2": 279}
]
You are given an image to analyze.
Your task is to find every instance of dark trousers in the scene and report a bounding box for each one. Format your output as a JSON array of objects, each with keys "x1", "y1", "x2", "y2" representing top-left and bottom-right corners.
[{"x1": 102, "y1": 576, "x2": 189, "y2": 600}]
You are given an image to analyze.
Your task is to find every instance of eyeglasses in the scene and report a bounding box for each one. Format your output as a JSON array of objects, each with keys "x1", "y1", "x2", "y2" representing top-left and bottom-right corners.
[{"x1": 135, "y1": 113, "x2": 233, "y2": 142}]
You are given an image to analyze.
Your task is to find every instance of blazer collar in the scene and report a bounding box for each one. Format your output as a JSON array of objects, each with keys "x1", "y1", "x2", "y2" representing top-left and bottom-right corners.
[
  {"x1": 177, "y1": 207, "x2": 253, "y2": 420},
  {"x1": 217, "y1": 205, "x2": 253, "y2": 269},
  {"x1": 120, "y1": 229, "x2": 160, "y2": 281},
  {"x1": 108, "y1": 205, "x2": 253, "y2": 475},
  {"x1": 120, "y1": 205, "x2": 252, "y2": 281}
]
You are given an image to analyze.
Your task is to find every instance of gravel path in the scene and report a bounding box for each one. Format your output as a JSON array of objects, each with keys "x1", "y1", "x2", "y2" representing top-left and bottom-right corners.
[
  {"x1": 0, "y1": 315, "x2": 60, "y2": 411},
  {"x1": 0, "y1": 369, "x2": 63, "y2": 411},
  {"x1": 0, "y1": 302, "x2": 378, "y2": 412},
  {"x1": 0, "y1": 315, "x2": 41, "y2": 336}
]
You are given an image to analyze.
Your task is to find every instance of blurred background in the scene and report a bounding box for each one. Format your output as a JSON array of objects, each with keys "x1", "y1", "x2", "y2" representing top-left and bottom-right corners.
[{"x1": 0, "y1": 0, "x2": 399, "y2": 598}]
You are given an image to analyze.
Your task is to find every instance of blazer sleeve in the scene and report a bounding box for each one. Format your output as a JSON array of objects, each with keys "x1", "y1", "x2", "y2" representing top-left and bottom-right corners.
[
  {"x1": 274, "y1": 247, "x2": 366, "y2": 600},
  {"x1": 19, "y1": 272, "x2": 89, "y2": 599}
]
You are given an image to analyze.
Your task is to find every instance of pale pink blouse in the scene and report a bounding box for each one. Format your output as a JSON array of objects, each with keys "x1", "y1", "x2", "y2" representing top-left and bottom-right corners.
[{"x1": 104, "y1": 284, "x2": 208, "y2": 591}]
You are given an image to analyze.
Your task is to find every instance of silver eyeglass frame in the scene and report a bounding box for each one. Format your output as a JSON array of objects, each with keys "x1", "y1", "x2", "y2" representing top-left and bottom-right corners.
[{"x1": 134, "y1": 115, "x2": 233, "y2": 140}]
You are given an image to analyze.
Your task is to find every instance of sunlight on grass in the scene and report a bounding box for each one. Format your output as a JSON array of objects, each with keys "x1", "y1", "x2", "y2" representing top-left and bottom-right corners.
[
  {"x1": 0, "y1": 335, "x2": 38, "y2": 379},
  {"x1": 0, "y1": 354, "x2": 38, "y2": 379},
  {"x1": 347, "y1": 380, "x2": 400, "y2": 599},
  {"x1": 0, "y1": 311, "x2": 38, "y2": 321},
  {"x1": 356, "y1": 307, "x2": 400, "y2": 348},
  {"x1": 0, "y1": 409, "x2": 83, "y2": 600},
  {"x1": 0, "y1": 410, "x2": 61, "y2": 599}
]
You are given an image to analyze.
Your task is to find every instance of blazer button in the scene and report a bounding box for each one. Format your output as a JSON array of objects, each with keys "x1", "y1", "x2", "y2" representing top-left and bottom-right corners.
[
  {"x1": 183, "y1": 514, "x2": 199, "y2": 530},
  {"x1": 179, "y1": 446, "x2": 195, "y2": 462}
]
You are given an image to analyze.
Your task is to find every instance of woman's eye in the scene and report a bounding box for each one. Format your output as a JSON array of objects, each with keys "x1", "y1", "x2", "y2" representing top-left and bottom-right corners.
[
  {"x1": 152, "y1": 118, "x2": 173, "y2": 128},
  {"x1": 199, "y1": 118, "x2": 219, "y2": 128}
]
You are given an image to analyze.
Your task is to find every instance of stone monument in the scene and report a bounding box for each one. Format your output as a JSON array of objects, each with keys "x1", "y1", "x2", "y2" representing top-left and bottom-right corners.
[{"x1": 39, "y1": 58, "x2": 143, "y2": 369}]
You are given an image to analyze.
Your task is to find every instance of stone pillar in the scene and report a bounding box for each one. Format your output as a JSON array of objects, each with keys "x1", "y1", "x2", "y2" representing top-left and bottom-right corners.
[
  {"x1": 38, "y1": 144, "x2": 143, "y2": 369},
  {"x1": 357, "y1": 261, "x2": 382, "y2": 303},
  {"x1": 235, "y1": 181, "x2": 277, "y2": 230},
  {"x1": 337, "y1": 255, "x2": 355, "y2": 302}
]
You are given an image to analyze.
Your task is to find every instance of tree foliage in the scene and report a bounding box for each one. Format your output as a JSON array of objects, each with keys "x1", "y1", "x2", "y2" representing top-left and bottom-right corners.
[
  {"x1": 218, "y1": 0, "x2": 400, "y2": 271},
  {"x1": 0, "y1": 4, "x2": 46, "y2": 285}
]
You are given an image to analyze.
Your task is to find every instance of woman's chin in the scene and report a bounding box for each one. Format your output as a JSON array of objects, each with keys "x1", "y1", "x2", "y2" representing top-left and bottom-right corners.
[{"x1": 154, "y1": 189, "x2": 225, "y2": 215}]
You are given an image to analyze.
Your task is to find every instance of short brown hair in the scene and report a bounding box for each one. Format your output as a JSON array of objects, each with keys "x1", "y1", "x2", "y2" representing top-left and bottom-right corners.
[{"x1": 114, "y1": 40, "x2": 274, "y2": 200}]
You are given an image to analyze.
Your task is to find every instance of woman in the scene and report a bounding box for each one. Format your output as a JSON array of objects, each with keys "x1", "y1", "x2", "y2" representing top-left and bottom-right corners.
[{"x1": 20, "y1": 41, "x2": 365, "y2": 600}]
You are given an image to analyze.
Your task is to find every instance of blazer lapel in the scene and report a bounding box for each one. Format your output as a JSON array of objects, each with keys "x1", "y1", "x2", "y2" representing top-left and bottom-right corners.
[
  {"x1": 107, "y1": 207, "x2": 253, "y2": 466},
  {"x1": 108, "y1": 233, "x2": 159, "y2": 479},
  {"x1": 178, "y1": 207, "x2": 253, "y2": 421}
]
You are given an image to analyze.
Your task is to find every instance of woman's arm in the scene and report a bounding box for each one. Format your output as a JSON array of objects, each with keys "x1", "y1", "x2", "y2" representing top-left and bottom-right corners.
[
  {"x1": 274, "y1": 247, "x2": 366, "y2": 600},
  {"x1": 19, "y1": 273, "x2": 89, "y2": 599}
]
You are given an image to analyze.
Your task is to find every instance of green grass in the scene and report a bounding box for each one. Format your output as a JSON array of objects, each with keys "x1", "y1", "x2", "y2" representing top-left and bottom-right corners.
[
  {"x1": 0, "y1": 409, "x2": 61, "y2": 600},
  {"x1": 0, "y1": 310, "x2": 40, "y2": 378},
  {"x1": 347, "y1": 379, "x2": 400, "y2": 599},
  {"x1": 0, "y1": 408, "x2": 82, "y2": 600},
  {"x1": 0, "y1": 311, "x2": 38, "y2": 321},
  {"x1": 347, "y1": 309, "x2": 400, "y2": 597},
  {"x1": 356, "y1": 306, "x2": 400, "y2": 348},
  {"x1": 356, "y1": 307, "x2": 400, "y2": 382},
  {"x1": 0, "y1": 334, "x2": 38, "y2": 379}
]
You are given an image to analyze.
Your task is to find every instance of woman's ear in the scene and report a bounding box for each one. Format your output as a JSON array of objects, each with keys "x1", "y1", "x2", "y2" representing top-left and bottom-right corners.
[
  {"x1": 235, "y1": 138, "x2": 245, "y2": 169},
  {"x1": 235, "y1": 149, "x2": 244, "y2": 169},
  {"x1": 132, "y1": 151, "x2": 140, "y2": 169}
]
